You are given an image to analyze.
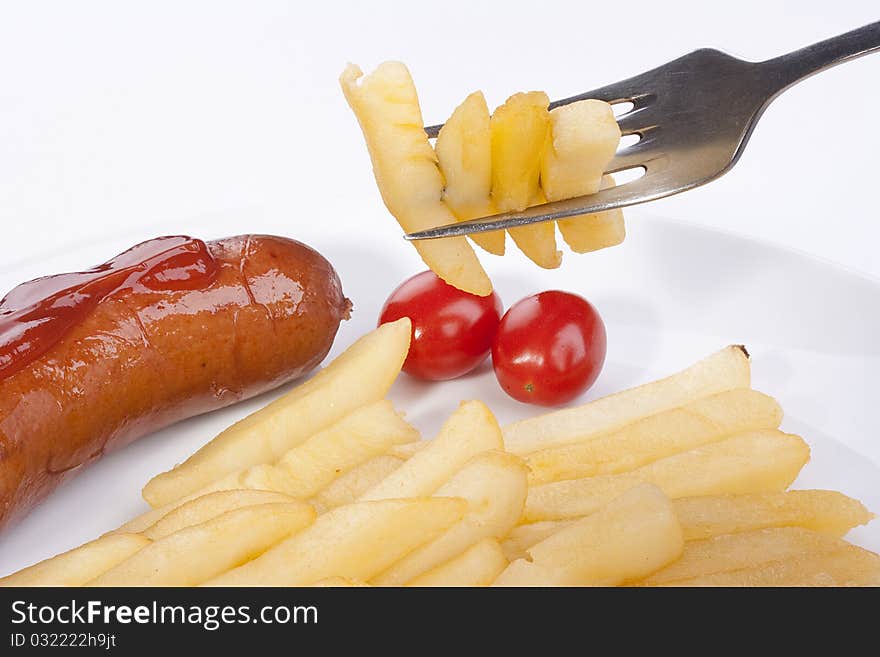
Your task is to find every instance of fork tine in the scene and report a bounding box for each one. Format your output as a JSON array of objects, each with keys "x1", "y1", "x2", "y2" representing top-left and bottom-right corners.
[
  {"x1": 606, "y1": 129, "x2": 663, "y2": 172},
  {"x1": 406, "y1": 173, "x2": 662, "y2": 240},
  {"x1": 606, "y1": 147, "x2": 650, "y2": 174},
  {"x1": 616, "y1": 109, "x2": 658, "y2": 136},
  {"x1": 548, "y1": 81, "x2": 655, "y2": 110}
]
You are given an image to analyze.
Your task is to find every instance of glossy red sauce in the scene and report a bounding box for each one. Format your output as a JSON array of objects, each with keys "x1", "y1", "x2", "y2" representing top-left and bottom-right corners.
[{"x1": 0, "y1": 236, "x2": 218, "y2": 382}]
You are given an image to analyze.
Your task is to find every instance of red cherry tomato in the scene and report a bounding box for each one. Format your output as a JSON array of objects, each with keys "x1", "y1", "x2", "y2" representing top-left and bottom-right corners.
[
  {"x1": 492, "y1": 290, "x2": 606, "y2": 406},
  {"x1": 379, "y1": 271, "x2": 503, "y2": 381}
]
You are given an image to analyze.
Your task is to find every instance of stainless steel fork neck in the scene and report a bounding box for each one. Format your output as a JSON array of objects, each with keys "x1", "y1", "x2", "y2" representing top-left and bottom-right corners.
[{"x1": 758, "y1": 20, "x2": 880, "y2": 96}]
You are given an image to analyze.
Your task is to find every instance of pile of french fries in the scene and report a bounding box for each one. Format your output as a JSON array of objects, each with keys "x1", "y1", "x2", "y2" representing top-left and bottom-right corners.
[{"x1": 2, "y1": 318, "x2": 877, "y2": 587}]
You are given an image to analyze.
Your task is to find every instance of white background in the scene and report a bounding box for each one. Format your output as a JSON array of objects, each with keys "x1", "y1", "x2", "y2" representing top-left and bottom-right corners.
[
  {"x1": 1, "y1": 2, "x2": 879, "y2": 572},
  {"x1": 1, "y1": 1, "x2": 878, "y2": 277}
]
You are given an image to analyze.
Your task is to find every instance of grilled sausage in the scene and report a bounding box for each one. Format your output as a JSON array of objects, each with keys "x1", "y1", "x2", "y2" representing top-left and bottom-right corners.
[{"x1": 0, "y1": 234, "x2": 350, "y2": 530}]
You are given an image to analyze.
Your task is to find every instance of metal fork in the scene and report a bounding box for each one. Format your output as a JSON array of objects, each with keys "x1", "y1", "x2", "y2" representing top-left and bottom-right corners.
[{"x1": 407, "y1": 21, "x2": 880, "y2": 241}]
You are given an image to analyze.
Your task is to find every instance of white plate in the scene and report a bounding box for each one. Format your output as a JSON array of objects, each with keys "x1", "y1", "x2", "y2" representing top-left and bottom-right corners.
[{"x1": 1, "y1": 214, "x2": 878, "y2": 576}]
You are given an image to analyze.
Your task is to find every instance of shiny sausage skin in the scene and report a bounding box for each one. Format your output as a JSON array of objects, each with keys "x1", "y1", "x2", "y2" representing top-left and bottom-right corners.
[{"x1": 0, "y1": 234, "x2": 351, "y2": 530}]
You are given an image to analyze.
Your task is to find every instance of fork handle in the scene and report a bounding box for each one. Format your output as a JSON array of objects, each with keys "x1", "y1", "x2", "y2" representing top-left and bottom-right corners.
[{"x1": 762, "y1": 21, "x2": 880, "y2": 93}]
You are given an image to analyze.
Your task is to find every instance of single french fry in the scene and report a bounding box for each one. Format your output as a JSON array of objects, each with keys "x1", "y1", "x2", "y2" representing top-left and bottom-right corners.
[
  {"x1": 0, "y1": 534, "x2": 150, "y2": 587},
  {"x1": 310, "y1": 455, "x2": 405, "y2": 513},
  {"x1": 141, "y1": 489, "x2": 299, "y2": 540},
  {"x1": 541, "y1": 100, "x2": 625, "y2": 253},
  {"x1": 89, "y1": 502, "x2": 316, "y2": 587},
  {"x1": 275, "y1": 400, "x2": 419, "y2": 499},
  {"x1": 557, "y1": 176, "x2": 627, "y2": 253},
  {"x1": 508, "y1": 189, "x2": 562, "y2": 269},
  {"x1": 197, "y1": 464, "x2": 305, "y2": 498},
  {"x1": 435, "y1": 90, "x2": 505, "y2": 255},
  {"x1": 311, "y1": 577, "x2": 371, "y2": 587},
  {"x1": 408, "y1": 539, "x2": 508, "y2": 587},
  {"x1": 657, "y1": 544, "x2": 880, "y2": 587},
  {"x1": 492, "y1": 559, "x2": 566, "y2": 586},
  {"x1": 640, "y1": 527, "x2": 846, "y2": 585},
  {"x1": 341, "y1": 62, "x2": 491, "y2": 296},
  {"x1": 674, "y1": 490, "x2": 874, "y2": 541},
  {"x1": 496, "y1": 484, "x2": 682, "y2": 586},
  {"x1": 500, "y1": 520, "x2": 577, "y2": 561},
  {"x1": 541, "y1": 99, "x2": 620, "y2": 200},
  {"x1": 372, "y1": 451, "x2": 528, "y2": 585},
  {"x1": 525, "y1": 389, "x2": 783, "y2": 485},
  {"x1": 359, "y1": 400, "x2": 503, "y2": 501},
  {"x1": 491, "y1": 91, "x2": 561, "y2": 269},
  {"x1": 386, "y1": 441, "x2": 425, "y2": 460},
  {"x1": 503, "y1": 345, "x2": 751, "y2": 455},
  {"x1": 204, "y1": 497, "x2": 467, "y2": 586},
  {"x1": 490, "y1": 91, "x2": 548, "y2": 211},
  {"x1": 524, "y1": 430, "x2": 810, "y2": 521}
]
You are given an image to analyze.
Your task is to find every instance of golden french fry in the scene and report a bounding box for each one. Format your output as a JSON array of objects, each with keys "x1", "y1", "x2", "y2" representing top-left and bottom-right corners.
[
  {"x1": 141, "y1": 489, "x2": 299, "y2": 540},
  {"x1": 640, "y1": 527, "x2": 846, "y2": 585},
  {"x1": 674, "y1": 489, "x2": 874, "y2": 540},
  {"x1": 359, "y1": 400, "x2": 503, "y2": 501},
  {"x1": 435, "y1": 90, "x2": 505, "y2": 255},
  {"x1": 311, "y1": 577, "x2": 371, "y2": 587},
  {"x1": 541, "y1": 100, "x2": 626, "y2": 253},
  {"x1": 524, "y1": 430, "x2": 810, "y2": 521},
  {"x1": 341, "y1": 63, "x2": 491, "y2": 296},
  {"x1": 143, "y1": 318, "x2": 412, "y2": 507},
  {"x1": 386, "y1": 441, "x2": 425, "y2": 459},
  {"x1": 658, "y1": 544, "x2": 880, "y2": 587},
  {"x1": 541, "y1": 100, "x2": 620, "y2": 200},
  {"x1": 500, "y1": 520, "x2": 577, "y2": 561},
  {"x1": 557, "y1": 175, "x2": 626, "y2": 253},
  {"x1": 509, "y1": 189, "x2": 563, "y2": 269},
  {"x1": 408, "y1": 538, "x2": 508, "y2": 587},
  {"x1": 0, "y1": 534, "x2": 150, "y2": 587},
  {"x1": 491, "y1": 91, "x2": 548, "y2": 210},
  {"x1": 204, "y1": 497, "x2": 467, "y2": 586},
  {"x1": 492, "y1": 559, "x2": 566, "y2": 586},
  {"x1": 275, "y1": 399, "x2": 419, "y2": 498},
  {"x1": 491, "y1": 91, "x2": 561, "y2": 269},
  {"x1": 541, "y1": 100, "x2": 624, "y2": 253},
  {"x1": 372, "y1": 451, "x2": 528, "y2": 585},
  {"x1": 525, "y1": 389, "x2": 783, "y2": 485},
  {"x1": 198, "y1": 464, "x2": 304, "y2": 498},
  {"x1": 89, "y1": 502, "x2": 316, "y2": 587},
  {"x1": 503, "y1": 345, "x2": 751, "y2": 455},
  {"x1": 310, "y1": 455, "x2": 405, "y2": 513},
  {"x1": 496, "y1": 484, "x2": 682, "y2": 586}
]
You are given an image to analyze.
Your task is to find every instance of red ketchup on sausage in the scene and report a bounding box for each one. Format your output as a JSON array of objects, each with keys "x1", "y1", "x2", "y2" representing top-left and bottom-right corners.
[{"x1": 0, "y1": 236, "x2": 218, "y2": 382}]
